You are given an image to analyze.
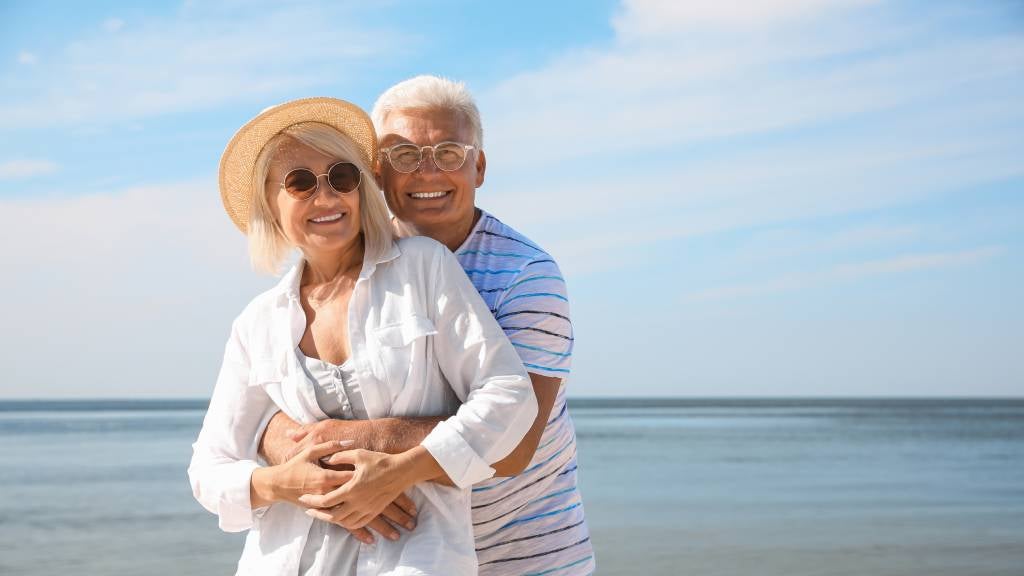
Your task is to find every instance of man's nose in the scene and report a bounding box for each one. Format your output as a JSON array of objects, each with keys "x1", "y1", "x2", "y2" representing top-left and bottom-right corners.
[{"x1": 415, "y1": 147, "x2": 440, "y2": 175}]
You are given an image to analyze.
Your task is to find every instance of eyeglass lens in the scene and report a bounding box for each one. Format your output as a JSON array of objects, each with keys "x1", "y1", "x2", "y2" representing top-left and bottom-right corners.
[{"x1": 389, "y1": 143, "x2": 469, "y2": 173}]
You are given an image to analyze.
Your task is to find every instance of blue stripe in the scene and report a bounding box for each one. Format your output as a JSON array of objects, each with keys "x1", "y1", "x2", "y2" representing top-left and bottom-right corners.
[
  {"x1": 502, "y1": 292, "x2": 570, "y2": 305},
  {"x1": 465, "y1": 268, "x2": 520, "y2": 274},
  {"x1": 547, "y1": 402, "x2": 567, "y2": 425},
  {"x1": 514, "y1": 342, "x2": 573, "y2": 358},
  {"x1": 476, "y1": 519, "x2": 587, "y2": 552},
  {"x1": 473, "y1": 440, "x2": 575, "y2": 492},
  {"x1": 531, "y1": 486, "x2": 578, "y2": 505},
  {"x1": 524, "y1": 362, "x2": 571, "y2": 374},
  {"x1": 458, "y1": 250, "x2": 533, "y2": 258},
  {"x1": 507, "y1": 275, "x2": 565, "y2": 290},
  {"x1": 501, "y1": 502, "x2": 581, "y2": 530},
  {"x1": 523, "y1": 554, "x2": 594, "y2": 576},
  {"x1": 536, "y1": 434, "x2": 560, "y2": 451}
]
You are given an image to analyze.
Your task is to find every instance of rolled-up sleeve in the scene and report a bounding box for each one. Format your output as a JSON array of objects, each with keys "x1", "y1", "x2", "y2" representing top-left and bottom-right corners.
[
  {"x1": 421, "y1": 244, "x2": 539, "y2": 488},
  {"x1": 188, "y1": 318, "x2": 278, "y2": 532}
]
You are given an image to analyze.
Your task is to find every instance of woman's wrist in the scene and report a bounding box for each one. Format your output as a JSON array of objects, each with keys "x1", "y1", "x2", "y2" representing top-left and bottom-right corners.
[
  {"x1": 250, "y1": 466, "x2": 278, "y2": 508},
  {"x1": 393, "y1": 446, "x2": 444, "y2": 488}
]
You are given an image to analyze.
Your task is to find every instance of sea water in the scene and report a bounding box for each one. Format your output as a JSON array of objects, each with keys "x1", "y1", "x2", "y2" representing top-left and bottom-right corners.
[{"x1": 1, "y1": 399, "x2": 1021, "y2": 575}]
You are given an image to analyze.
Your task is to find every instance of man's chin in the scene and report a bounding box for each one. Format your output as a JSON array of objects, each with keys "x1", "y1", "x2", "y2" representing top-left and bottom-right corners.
[{"x1": 403, "y1": 204, "x2": 453, "y2": 224}]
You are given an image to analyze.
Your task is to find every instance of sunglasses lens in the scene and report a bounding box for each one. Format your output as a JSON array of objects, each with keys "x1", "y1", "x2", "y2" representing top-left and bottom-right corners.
[
  {"x1": 328, "y1": 162, "x2": 361, "y2": 193},
  {"x1": 389, "y1": 144, "x2": 422, "y2": 173},
  {"x1": 434, "y1": 143, "x2": 468, "y2": 171},
  {"x1": 284, "y1": 169, "x2": 317, "y2": 198}
]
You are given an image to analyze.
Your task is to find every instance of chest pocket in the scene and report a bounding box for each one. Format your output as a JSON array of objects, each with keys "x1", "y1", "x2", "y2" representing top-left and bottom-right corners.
[{"x1": 374, "y1": 316, "x2": 438, "y2": 398}]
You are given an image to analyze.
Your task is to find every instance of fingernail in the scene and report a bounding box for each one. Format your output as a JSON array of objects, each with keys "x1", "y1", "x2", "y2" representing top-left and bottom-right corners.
[
  {"x1": 338, "y1": 440, "x2": 354, "y2": 447},
  {"x1": 304, "y1": 509, "x2": 317, "y2": 517},
  {"x1": 388, "y1": 531, "x2": 399, "y2": 541},
  {"x1": 405, "y1": 521, "x2": 416, "y2": 530}
]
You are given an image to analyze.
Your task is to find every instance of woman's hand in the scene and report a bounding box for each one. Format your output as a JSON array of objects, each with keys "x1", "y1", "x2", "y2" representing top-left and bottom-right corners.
[
  {"x1": 297, "y1": 447, "x2": 441, "y2": 530},
  {"x1": 306, "y1": 493, "x2": 418, "y2": 543},
  {"x1": 250, "y1": 440, "x2": 355, "y2": 508}
]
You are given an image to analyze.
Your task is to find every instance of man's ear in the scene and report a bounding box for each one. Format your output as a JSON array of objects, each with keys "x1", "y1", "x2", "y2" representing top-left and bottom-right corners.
[{"x1": 475, "y1": 148, "x2": 487, "y2": 188}]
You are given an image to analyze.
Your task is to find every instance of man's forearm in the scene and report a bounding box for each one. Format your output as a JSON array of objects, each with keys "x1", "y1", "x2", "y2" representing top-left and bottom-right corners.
[
  {"x1": 259, "y1": 386, "x2": 554, "y2": 483},
  {"x1": 259, "y1": 411, "x2": 444, "y2": 466}
]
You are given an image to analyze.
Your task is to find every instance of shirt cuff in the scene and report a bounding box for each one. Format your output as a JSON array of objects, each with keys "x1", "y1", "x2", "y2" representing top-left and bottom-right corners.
[
  {"x1": 420, "y1": 420, "x2": 495, "y2": 489},
  {"x1": 216, "y1": 460, "x2": 263, "y2": 532}
]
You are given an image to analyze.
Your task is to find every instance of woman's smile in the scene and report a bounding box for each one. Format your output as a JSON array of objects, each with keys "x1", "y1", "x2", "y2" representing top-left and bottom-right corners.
[{"x1": 309, "y1": 212, "x2": 346, "y2": 224}]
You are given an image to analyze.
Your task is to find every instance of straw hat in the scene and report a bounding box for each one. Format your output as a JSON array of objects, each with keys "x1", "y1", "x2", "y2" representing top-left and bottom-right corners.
[{"x1": 219, "y1": 97, "x2": 378, "y2": 233}]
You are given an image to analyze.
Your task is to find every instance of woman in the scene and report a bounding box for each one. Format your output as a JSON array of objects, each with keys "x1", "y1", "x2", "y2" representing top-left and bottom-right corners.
[{"x1": 188, "y1": 97, "x2": 538, "y2": 575}]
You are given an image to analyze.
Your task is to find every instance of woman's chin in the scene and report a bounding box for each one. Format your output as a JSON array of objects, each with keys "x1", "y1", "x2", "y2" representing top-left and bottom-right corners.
[{"x1": 299, "y1": 233, "x2": 359, "y2": 256}]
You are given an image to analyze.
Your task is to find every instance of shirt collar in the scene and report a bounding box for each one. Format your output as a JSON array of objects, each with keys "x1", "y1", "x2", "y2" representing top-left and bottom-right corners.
[
  {"x1": 271, "y1": 241, "x2": 403, "y2": 307},
  {"x1": 453, "y1": 208, "x2": 489, "y2": 254}
]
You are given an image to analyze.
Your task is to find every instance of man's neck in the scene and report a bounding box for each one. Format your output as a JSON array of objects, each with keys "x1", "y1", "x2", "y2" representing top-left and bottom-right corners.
[{"x1": 400, "y1": 208, "x2": 482, "y2": 252}]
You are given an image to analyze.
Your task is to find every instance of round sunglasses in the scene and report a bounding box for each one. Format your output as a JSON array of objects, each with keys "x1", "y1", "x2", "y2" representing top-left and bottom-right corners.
[{"x1": 281, "y1": 162, "x2": 361, "y2": 199}]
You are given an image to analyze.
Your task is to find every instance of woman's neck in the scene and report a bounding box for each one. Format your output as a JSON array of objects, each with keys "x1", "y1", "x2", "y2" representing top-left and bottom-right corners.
[{"x1": 302, "y1": 236, "x2": 365, "y2": 287}]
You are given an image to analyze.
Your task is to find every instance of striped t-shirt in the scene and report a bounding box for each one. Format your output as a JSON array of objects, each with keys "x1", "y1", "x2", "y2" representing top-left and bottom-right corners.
[{"x1": 452, "y1": 210, "x2": 594, "y2": 576}]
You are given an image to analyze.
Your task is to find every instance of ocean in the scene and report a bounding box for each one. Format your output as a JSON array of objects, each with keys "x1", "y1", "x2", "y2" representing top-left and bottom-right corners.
[{"x1": 1, "y1": 398, "x2": 1022, "y2": 575}]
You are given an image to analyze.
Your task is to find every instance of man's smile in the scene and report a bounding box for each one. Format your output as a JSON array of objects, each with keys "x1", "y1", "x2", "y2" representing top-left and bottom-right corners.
[{"x1": 408, "y1": 190, "x2": 451, "y2": 199}]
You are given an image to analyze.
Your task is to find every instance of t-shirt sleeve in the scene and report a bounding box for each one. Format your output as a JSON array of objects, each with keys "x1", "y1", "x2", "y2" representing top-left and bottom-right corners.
[{"x1": 492, "y1": 256, "x2": 573, "y2": 378}]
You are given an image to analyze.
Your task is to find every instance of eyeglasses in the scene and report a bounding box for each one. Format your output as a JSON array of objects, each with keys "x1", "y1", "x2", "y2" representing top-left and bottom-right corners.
[
  {"x1": 281, "y1": 162, "x2": 362, "y2": 200},
  {"x1": 380, "y1": 141, "x2": 476, "y2": 174}
]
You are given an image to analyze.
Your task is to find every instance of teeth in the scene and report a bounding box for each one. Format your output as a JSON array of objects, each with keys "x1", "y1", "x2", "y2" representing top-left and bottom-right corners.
[
  {"x1": 311, "y1": 213, "x2": 343, "y2": 223},
  {"x1": 411, "y1": 191, "x2": 447, "y2": 199}
]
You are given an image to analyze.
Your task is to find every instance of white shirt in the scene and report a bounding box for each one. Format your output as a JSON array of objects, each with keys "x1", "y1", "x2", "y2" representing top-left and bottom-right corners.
[{"x1": 188, "y1": 236, "x2": 538, "y2": 576}]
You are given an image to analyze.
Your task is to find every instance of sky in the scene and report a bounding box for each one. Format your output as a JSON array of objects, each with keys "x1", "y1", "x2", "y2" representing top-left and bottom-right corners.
[{"x1": 1, "y1": 0, "x2": 1022, "y2": 399}]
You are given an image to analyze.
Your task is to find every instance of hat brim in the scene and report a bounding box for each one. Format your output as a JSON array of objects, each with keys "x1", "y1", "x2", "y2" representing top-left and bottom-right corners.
[{"x1": 219, "y1": 97, "x2": 378, "y2": 233}]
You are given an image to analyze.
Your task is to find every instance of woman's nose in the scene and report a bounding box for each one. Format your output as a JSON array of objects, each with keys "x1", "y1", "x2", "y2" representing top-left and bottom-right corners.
[{"x1": 311, "y1": 176, "x2": 339, "y2": 202}]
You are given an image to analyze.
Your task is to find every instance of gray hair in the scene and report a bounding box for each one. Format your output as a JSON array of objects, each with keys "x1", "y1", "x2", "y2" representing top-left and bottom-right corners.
[
  {"x1": 248, "y1": 122, "x2": 394, "y2": 275},
  {"x1": 371, "y1": 75, "x2": 484, "y2": 148}
]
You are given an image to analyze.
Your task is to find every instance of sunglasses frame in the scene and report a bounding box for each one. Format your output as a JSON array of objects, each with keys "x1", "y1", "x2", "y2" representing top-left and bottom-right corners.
[
  {"x1": 281, "y1": 161, "x2": 362, "y2": 200},
  {"x1": 380, "y1": 141, "x2": 476, "y2": 174}
]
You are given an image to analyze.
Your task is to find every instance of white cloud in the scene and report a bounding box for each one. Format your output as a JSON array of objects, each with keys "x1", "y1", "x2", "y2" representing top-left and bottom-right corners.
[
  {"x1": 686, "y1": 246, "x2": 1004, "y2": 302},
  {"x1": 1, "y1": 1, "x2": 1020, "y2": 399},
  {"x1": 0, "y1": 3, "x2": 400, "y2": 129},
  {"x1": 475, "y1": 0, "x2": 1023, "y2": 278},
  {"x1": 17, "y1": 51, "x2": 37, "y2": 65},
  {"x1": 0, "y1": 159, "x2": 59, "y2": 179},
  {"x1": 0, "y1": 179, "x2": 269, "y2": 398},
  {"x1": 483, "y1": 8, "x2": 1023, "y2": 170},
  {"x1": 103, "y1": 18, "x2": 125, "y2": 32},
  {"x1": 612, "y1": 0, "x2": 879, "y2": 38}
]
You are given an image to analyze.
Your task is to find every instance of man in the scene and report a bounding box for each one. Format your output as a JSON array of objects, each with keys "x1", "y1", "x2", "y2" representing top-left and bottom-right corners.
[{"x1": 260, "y1": 76, "x2": 594, "y2": 575}]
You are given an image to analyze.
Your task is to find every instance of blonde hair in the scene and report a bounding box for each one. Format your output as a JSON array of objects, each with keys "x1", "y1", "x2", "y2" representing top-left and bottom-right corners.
[
  {"x1": 248, "y1": 122, "x2": 394, "y2": 274},
  {"x1": 372, "y1": 75, "x2": 483, "y2": 147}
]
